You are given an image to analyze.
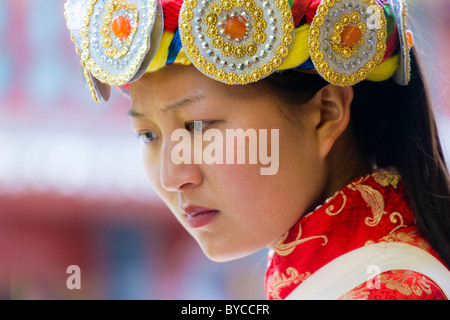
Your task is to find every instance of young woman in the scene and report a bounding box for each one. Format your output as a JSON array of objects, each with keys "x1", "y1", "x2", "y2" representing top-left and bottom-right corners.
[{"x1": 65, "y1": 0, "x2": 450, "y2": 299}]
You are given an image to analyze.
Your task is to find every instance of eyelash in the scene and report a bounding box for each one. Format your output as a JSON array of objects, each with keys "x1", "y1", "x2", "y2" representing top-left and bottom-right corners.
[
  {"x1": 137, "y1": 121, "x2": 214, "y2": 144},
  {"x1": 185, "y1": 120, "x2": 213, "y2": 132},
  {"x1": 137, "y1": 132, "x2": 158, "y2": 144}
]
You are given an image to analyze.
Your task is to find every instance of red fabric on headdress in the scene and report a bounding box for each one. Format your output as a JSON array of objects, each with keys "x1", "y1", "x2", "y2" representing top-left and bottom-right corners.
[
  {"x1": 291, "y1": 0, "x2": 312, "y2": 27},
  {"x1": 382, "y1": 23, "x2": 398, "y2": 62},
  {"x1": 305, "y1": 0, "x2": 321, "y2": 23},
  {"x1": 161, "y1": 0, "x2": 184, "y2": 32},
  {"x1": 160, "y1": 0, "x2": 321, "y2": 29}
]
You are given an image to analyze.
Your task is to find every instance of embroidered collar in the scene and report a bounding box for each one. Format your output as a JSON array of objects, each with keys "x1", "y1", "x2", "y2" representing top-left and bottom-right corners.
[{"x1": 265, "y1": 170, "x2": 420, "y2": 300}]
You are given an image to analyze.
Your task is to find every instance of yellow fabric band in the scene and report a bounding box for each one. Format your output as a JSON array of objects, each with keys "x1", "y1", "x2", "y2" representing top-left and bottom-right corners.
[
  {"x1": 146, "y1": 26, "x2": 398, "y2": 83},
  {"x1": 146, "y1": 31, "x2": 175, "y2": 73},
  {"x1": 366, "y1": 54, "x2": 399, "y2": 81},
  {"x1": 279, "y1": 24, "x2": 311, "y2": 70}
]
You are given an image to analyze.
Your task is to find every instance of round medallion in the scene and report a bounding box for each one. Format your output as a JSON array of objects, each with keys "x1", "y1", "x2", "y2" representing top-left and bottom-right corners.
[
  {"x1": 309, "y1": 0, "x2": 388, "y2": 86},
  {"x1": 66, "y1": 0, "x2": 164, "y2": 91},
  {"x1": 178, "y1": 0, "x2": 295, "y2": 85}
]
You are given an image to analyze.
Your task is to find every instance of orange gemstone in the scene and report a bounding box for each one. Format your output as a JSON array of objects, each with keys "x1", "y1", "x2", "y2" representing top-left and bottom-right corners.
[
  {"x1": 111, "y1": 16, "x2": 132, "y2": 40},
  {"x1": 341, "y1": 25, "x2": 362, "y2": 48},
  {"x1": 406, "y1": 29, "x2": 414, "y2": 49},
  {"x1": 222, "y1": 16, "x2": 247, "y2": 40}
]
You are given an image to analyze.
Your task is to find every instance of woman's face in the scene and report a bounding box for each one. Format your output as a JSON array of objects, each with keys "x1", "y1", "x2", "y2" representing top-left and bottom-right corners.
[{"x1": 129, "y1": 65, "x2": 328, "y2": 262}]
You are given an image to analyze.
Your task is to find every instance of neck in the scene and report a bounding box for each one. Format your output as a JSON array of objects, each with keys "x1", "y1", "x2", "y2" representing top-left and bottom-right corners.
[{"x1": 320, "y1": 130, "x2": 371, "y2": 209}]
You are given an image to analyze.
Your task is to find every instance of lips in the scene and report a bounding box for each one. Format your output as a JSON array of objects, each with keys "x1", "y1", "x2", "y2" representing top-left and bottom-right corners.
[{"x1": 181, "y1": 206, "x2": 219, "y2": 228}]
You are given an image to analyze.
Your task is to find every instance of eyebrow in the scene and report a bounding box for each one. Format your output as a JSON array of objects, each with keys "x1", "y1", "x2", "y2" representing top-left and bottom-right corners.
[{"x1": 128, "y1": 94, "x2": 205, "y2": 118}]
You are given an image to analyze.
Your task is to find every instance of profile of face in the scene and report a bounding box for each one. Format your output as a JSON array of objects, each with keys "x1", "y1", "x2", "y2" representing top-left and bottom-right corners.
[{"x1": 129, "y1": 65, "x2": 359, "y2": 262}]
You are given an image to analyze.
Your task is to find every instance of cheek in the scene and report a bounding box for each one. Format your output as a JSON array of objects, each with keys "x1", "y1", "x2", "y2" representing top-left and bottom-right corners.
[
  {"x1": 207, "y1": 163, "x2": 262, "y2": 203},
  {"x1": 205, "y1": 160, "x2": 295, "y2": 227},
  {"x1": 141, "y1": 146, "x2": 157, "y2": 183},
  {"x1": 211, "y1": 128, "x2": 322, "y2": 223},
  {"x1": 141, "y1": 147, "x2": 170, "y2": 204},
  {"x1": 197, "y1": 160, "x2": 313, "y2": 262}
]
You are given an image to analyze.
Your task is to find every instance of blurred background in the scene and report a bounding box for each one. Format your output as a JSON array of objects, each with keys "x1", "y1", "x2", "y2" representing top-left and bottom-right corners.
[{"x1": 0, "y1": 0, "x2": 449, "y2": 299}]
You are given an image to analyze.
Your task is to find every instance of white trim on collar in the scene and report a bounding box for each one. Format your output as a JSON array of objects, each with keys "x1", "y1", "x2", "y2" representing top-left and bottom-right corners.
[{"x1": 285, "y1": 242, "x2": 450, "y2": 300}]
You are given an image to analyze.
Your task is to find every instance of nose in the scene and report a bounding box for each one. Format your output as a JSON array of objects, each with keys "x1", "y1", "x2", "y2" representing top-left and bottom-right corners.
[{"x1": 159, "y1": 138, "x2": 203, "y2": 192}]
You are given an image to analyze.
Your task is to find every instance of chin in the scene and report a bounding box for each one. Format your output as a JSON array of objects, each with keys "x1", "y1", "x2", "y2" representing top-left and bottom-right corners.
[{"x1": 199, "y1": 242, "x2": 259, "y2": 263}]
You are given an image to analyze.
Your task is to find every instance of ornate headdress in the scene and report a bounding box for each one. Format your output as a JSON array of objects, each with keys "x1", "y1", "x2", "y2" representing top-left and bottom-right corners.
[{"x1": 64, "y1": 0, "x2": 414, "y2": 103}]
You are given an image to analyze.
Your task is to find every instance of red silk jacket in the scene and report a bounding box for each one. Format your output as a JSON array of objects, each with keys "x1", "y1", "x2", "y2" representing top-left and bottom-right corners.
[{"x1": 265, "y1": 170, "x2": 449, "y2": 300}]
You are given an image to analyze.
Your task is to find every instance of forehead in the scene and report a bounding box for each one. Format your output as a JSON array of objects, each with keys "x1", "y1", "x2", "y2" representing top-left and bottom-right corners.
[
  {"x1": 130, "y1": 65, "x2": 216, "y2": 101},
  {"x1": 129, "y1": 64, "x2": 263, "y2": 109},
  {"x1": 130, "y1": 65, "x2": 199, "y2": 94}
]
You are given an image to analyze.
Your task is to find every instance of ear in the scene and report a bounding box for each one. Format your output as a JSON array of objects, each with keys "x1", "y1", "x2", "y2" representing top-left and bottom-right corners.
[{"x1": 312, "y1": 85, "x2": 353, "y2": 159}]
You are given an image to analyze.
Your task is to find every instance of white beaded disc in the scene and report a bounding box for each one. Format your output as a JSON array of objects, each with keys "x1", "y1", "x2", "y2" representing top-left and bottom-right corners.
[
  {"x1": 309, "y1": 0, "x2": 388, "y2": 86},
  {"x1": 178, "y1": 0, "x2": 295, "y2": 85},
  {"x1": 65, "y1": 0, "x2": 164, "y2": 102}
]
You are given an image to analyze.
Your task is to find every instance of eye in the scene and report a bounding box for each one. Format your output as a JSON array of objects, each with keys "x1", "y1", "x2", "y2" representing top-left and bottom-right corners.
[
  {"x1": 185, "y1": 120, "x2": 213, "y2": 132},
  {"x1": 138, "y1": 131, "x2": 158, "y2": 144}
]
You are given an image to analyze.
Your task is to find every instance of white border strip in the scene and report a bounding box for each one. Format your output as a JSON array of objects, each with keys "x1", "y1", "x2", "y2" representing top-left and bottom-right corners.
[{"x1": 285, "y1": 242, "x2": 450, "y2": 300}]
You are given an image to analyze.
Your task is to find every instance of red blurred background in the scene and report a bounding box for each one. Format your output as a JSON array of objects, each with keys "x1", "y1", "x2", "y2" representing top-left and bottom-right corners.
[{"x1": 0, "y1": 0, "x2": 449, "y2": 299}]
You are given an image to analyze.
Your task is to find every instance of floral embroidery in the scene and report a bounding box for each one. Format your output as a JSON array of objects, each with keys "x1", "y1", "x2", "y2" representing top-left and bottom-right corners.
[
  {"x1": 381, "y1": 270, "x2": 433, "y2": 296},
  {"x1": 373, "y1": 172, "x2": 401, "y2": 189},
  {"x1": 274, "y1": 223, "x2": 328, "y2": 256},
  {"x1": 374, "y1": 228, "x2": 431, "y2": 252},
  {"x1": 340, "y1": 270, "x2": 447, "y2": 300},
  {"x1": 266, "y1": 268, "x2": 311, "y2": 300},
  {"x1": 339, "y1": 285, "x2": 371, "y2": 300},
  {"x1": 265, "y1": 170, "x2": 448, "y2": 300},
  {"x1": 325, "y1": 191, "x2": 347, "y2": 216},
  {"x1": 348, "y1": 181, "x2": 387, "y2": 227},
  {"x1": 388, "y1": 212, "x2": 407, "y2": 234}
]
